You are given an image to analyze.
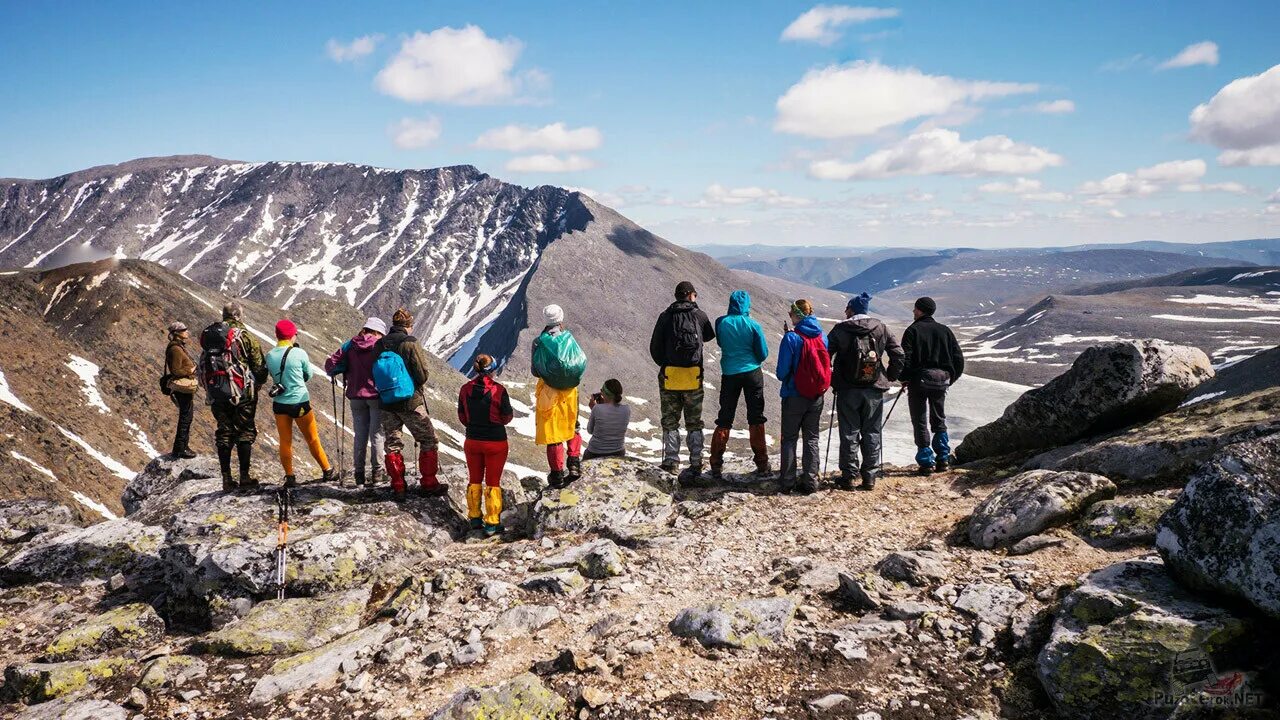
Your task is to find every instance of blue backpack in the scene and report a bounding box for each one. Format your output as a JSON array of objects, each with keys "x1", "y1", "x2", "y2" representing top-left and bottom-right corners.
[{"x1": 372, "y1": 349, "x2": 414, "y2": 404}]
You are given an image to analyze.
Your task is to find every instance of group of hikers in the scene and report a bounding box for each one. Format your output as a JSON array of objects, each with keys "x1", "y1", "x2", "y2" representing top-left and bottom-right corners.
[{"x1": 161, "y1": 284, "x2": 964, "y2": 535}]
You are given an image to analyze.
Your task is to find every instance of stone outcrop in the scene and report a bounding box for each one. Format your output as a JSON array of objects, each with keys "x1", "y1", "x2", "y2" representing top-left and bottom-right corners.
[
  {"x1": 968, "y1": 470, "x2": 1116, "y2": 549},
  {"x1": 1077, "y1": 495, "x2": 1174, "y2": 549},
  {"x1": 956, "y1": 340, "x2": 1212, "y2": 463},
  {"x1": 428, "y1": 673, "x2": 567, "y2": 720},
  {"x1": 43, "y1": 603, "x2": 165, "y2": 661},
  {"x1": 669, "y1": 596, "x2": 796, "y2": 649},
  {"x1": 532, "y1": 457, "x2": 674, "y2": 542},
  {"x1": 0, "y1": 500, "x2": 76, "y2": 543},
  {"x1": 0, "y1": 519, "x2": 163, "y2": 588},
  {"x1": 194, "y1": 587, "x2": 371, "y2": 656}
]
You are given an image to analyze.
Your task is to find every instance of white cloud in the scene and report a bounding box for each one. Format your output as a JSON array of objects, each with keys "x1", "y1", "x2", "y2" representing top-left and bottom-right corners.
[
  {"x1": 693, "y1": 184, "x2": 813, "y2": 208},
  {"x1": 388, "y1": 116, "x2": 442, "y2": 149},
  {"x1": 1189, "y1": 64, "x2": 1280, "y2": 166},
  {"x1": 1270, "y1": 188, "x2": 1280, "y2": 203},
  {"x1": 326, "y1": 34, "x2": 384, "y2": 62},
  {"x1": 775, "y1": 61, "x2": 1038, "y2": 139},
  {"x1": 474, "y1": 122, "x2": 602, "y2": 153},
  {"x1": 562, "y1": 186, "x2": 625, "y2": 207},
  {"x1": 780, "y1": 5, "x2": 899, "y2": 45},
  {"x1": 504, "y1": 154, "x2": 595, "y2": 173},
  {"x1": 375, "y1": 26, "x2": 541, "y2": 105},
  {"x1": 1031, "y1": 99, "x2": 1075, "y2": 114},
  {"x1": 1078, "y1": 159, "x2": 1206, "y2": 197},
  {"x1": 1177, "y1": 181, "x2": 1248, "y2": 194},
  {"x1": 1158, "y1": 41, "x2": 1219, "y2": 70},
  {"x1": 979, "y1": 177, "x2": 1043, "y2": 194},
  {"x1": 808, "y1": 129, "x2": 1063, "y2": 180}
]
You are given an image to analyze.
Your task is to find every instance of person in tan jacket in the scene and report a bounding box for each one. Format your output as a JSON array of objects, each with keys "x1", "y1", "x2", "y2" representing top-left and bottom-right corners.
[{"x1": 165, "y1": 321, "x2": 198, "y2": 459}]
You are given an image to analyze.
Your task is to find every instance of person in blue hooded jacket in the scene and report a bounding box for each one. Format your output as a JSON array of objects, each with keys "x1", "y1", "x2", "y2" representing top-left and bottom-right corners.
[
  {"x1": 709, "y1": 290, "x2": 770, "y2": 479},
  {"x1": 776, "y1": 299, "x2": 828, "y2": 494}
]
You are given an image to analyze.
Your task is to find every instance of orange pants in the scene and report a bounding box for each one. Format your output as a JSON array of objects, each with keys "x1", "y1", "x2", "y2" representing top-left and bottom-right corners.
[{"x1": 275, "y1": 410, "x2": 330, "y2": 476}]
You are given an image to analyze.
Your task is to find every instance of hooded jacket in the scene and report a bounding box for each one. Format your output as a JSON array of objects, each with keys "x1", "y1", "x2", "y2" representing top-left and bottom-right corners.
[
  {"x1": 828, "y1": 316, "x2": 904, "y2": 392},
  {"x1": 715, "y1": 291, "x2": 769, "y2": 376},
  {"x1": 376, "y1": 325, "x2": 431, "y2": 411},
  {"x1": 166, "y1": 339, "x2": 196, "y2": 380},
  {"x1": 649, "y1": 301, "x2": 715, "y2": 368},
  {"x1": 900, "y1": 316, "x2": 965, "y2": 385},
  {"x1": 776, "y1": 315, "x2": 827, "y2": 398},
  {"x1": 458, "y1": 373, "x2": 513, "y2": 442},
  {"x1": 325, "y1": 332, "x2": 380, "y2": 400},
  {"x1": 265, "y1": 341, "x2": 314, "y2": 406}
]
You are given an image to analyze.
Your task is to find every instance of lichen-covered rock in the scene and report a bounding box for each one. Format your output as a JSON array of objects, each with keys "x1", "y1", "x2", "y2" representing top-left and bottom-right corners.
[
  {"x1": 1157, "y1": 433, "x2": 1280, "y2": 619},
  {"x1": 248, "y1": 623, "x2": 392, "y2": 704},
  {"x1": 875, "y1": 550, "x2": 949, "y2": 586},
  {"x1": 952, "y1": 583, "x2": 1026, "y2": 628},
  {"x1": 137, "y1": 654, "x2": 208, "y2": 690},
  {"x1": 968, "y1": 470, "x2": 1116, "y2": 549},
  {"x1": 957, "y1": 340, "x2": 1212, "y2": 463},
  {"x1": 43, "y1": 602, "x2": 166, "y2": 661},
  {"x1": 122, "y1": 454, "x2": 223, "y2": 516},
  {"x1": 519, "y1": 569, "x2": 587, "y2": 596},
  {"x1": 0, "y1": 499, "x2": 77, "y2": 543},
  {"x1": 535, "y1": 538, "x2": 625, "y2": 579},
  {"x1": 428, "y1": 673, "x2": 567, "y2": 720},
  {"x1": 4, "y1": 657, "x2": 131, "y2": 703},
  {"x1": 484, "y1": 605, "x2": 561, "y2": 641},
  {"x1": 0, "y1": 519, "x2": 163, "y2": 588},
  {"x1": 836, "y1": 571, "x2": 898, "y2": 611},
  {"x1": 194, "y1": 587, "x2": 371, "y2": 656},
  {"x1": 156, "y1": 484, "x2": 454, "y2": 628},
  {"x1": 14, "y1": 698, "x2": 129, "y2": 720},
  {"x1": 669, "y1": 596, "x2": 796, "y2": 649},
  {"x1": 1078, "y1": 495, "x2": 1174, "y2": 549},
  {"x1": 532, "y1": 457, "x2": 674, "y2": 542},
  {"x1": 1037, "y1": 558, "x2": 1267, "y2": 720}
]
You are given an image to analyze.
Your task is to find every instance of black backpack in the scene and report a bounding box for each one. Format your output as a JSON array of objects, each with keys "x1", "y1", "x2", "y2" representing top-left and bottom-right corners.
[
  {"x1": 197, "y1": 322, "x2": 256, "y2": 406},
  {"x1": 666, "y1": 308, "x2": 703, "y2": 367},
  {"x1": 840, "y1": 325, "x2": 882, "y2": 387}
]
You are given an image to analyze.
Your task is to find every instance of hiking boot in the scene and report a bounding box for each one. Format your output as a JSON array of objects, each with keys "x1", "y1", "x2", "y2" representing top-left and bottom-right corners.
[
  {"x1": 708, "y1": 427, "x2": 731, "y2": 480},
  {"x1": 547, "y1": 470, "x2": 567, "y2": 489},
  {"x1": 483, "y1": 523, "x2": 503, "y2": 537},
  {"x1": 354, "y1": 470, "x2": 367, "y2": 488},
  {"x1": 386, "y1": 452, "x2": 407, "y2": 496},
  {"x1": 418, "y1": 484, "x2": 449, "y2": 498},
  {"x1": 283, "y1": 475, "x2": 297, "y2": 488},
  {"x1": 659, "y1": 460, "x2": 678, "y2": 475},
  {"x1": 239, "y1": 474, "x2": 260, "y2": 491},
  {"x1": 566, "y1": 455, "x2": 582, "y2": 482},
  {"x1": 469, "y1": 518, "x2": 484, "y2": 531},
  {"x1": 860, "y1": 473, "x2": 878, "y2": 491},
  {"x1": 935, "y1": 459, "x2": 950, "y2": 473},
  {"x1": 221, "y1": 472, "x2": 237, "y2": 492},
  {"x1": 172, "y1": 447, "x2": 197, "y2": 460},
  {"x1": 834, "y1": 474, "x2": 854, "y2": 491},
  {"x1": 748, "y1": 424, "x2": 771, "y2": 475},
  {"x1": 321, "y1": 467, "x2": 340, "y2": 484},
  {"x1": 678, "y1": 464, "x2": 703, "y2": 486},
  {"x1": 236, "y1": 442, "x2": 258, "y2": 490},
  {"x1": 916, "y1": 465, "x2": 935, "y2": 477},
  {"x1": 796, "y1": 476, "x2": 818, "y2": 495}
]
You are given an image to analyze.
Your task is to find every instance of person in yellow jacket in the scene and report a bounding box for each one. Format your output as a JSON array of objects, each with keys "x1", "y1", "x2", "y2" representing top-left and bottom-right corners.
[{"x1": 531, "y1": 304, "x2": 586, "y2": 488}]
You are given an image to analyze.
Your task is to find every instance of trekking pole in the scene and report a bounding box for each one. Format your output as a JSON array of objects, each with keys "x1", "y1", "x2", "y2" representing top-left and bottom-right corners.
[
  {"x1": 822, "y1": 392, "x2": 836, "y2": 481},
  {"x1": 274, "y1": 487, "x2": 292, "y2": 600},
  {"x1": 879, "y1": 389, "x2": 904, "y2": 478},
  {"x1": 339, "y1": 388, "x2": 347, "y2": 482},
  {"x1": 330, "y1": 379, "x2": 340, "y2": 481}
]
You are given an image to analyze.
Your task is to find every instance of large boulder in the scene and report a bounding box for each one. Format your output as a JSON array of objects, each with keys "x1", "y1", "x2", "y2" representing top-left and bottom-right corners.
[
  {"x1": 121, "y1": 454, "x2": 223, "y2": 516},
  {"x1": 194, "y1": 587, "x2": 371, "y2": 656},
  {"x1": 532, "y1": 457, "x2": 674, "y2": 542},
  {"x1": 13, "y1": 699, "x2": 129, "y2": 720},
  {"x1": 248, "y1": 622, "x2": 392, "y2": 704},
  {"x1": 0, "y1": 500, "x2": 77, "y2": 543},
  {"x1": 0, "y1": 519, "x2": 163, "y2": 588},
  {"x1": 1157, "y1": 433, "x2": 1280, "y2": 619},
  {"x1": 1037, "y1": 558, "x2": 1269, "y2": 720},
  {"x1": 155, "y1": 483, "x2": 455, "y2": 628},
  {"x1": 43, "y1": 602, "x2": 166, "y2": 661},
  {"x1": 968, "y1": 470, "x2": 1116, "y2": 549},
  {"x1": 4, "y1": 657, "x2": 131, "y2": 703},
  {"x1": 1078, "y1": 495, "x2": 1174, "y2": 549},
  {"x1": 429, "y1": 673, "x2": 567, "y2": 720},
  {"x1": 669, "y1": 596, "x2": 796, "y2": 649},
  {"x1": 957, "y1": 340, "x2": 1212, "y2": 463}
]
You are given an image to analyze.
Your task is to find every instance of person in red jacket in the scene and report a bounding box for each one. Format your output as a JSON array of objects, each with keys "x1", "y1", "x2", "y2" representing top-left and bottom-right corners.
[{"x1": 458, "y1": 354, "x2": 514, "y2": 536}]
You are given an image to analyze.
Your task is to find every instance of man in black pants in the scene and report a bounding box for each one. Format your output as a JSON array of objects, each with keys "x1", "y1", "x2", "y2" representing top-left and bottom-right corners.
[{"x1": 899, "y1": 297, "x2": 964, "y2": 475}]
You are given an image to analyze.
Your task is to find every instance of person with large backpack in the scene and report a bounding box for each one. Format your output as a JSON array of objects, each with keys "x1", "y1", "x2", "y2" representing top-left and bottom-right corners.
[
  {"x1": 900, "y1": 297, "x2": 965, "y2": 475},
  {"x1": 649, "y1": 281, "x2": 715, "y2": 478},
  {"x1": 531, "y1": 304, "x2": 587, "y2": 488},
  {"x1": 374, "y1": 308, "x2": 445, "y2": 499},
  {"x1": 827, "y1": 292, "x2": 904, "y2": 491},
  {"x1": 163, "y1": 321, "x2": 198, "y2": 459},
  {"x1": 710, "y1": 290, "x2": 769, "y2": 479},
  {"x1": 198, "y1": 302, "x2": 268, "y2": 491},
  {"x1": 325, "y1": 317, "x2": 388, "y2": 487},
  {"x1": 457, "y1": 354, "x2": 514, "y2": 536},
  {"x1": 776, "y1": 299, "x2": 829, "y2": 494},
  {"x1": 266, "y1": 319, "x2": 338, "y2": 488}
]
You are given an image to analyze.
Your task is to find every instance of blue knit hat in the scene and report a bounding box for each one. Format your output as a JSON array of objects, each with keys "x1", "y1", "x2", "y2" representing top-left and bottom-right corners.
[{"x1": 847, "y1": 292, "x2": 871, "y2": 315}]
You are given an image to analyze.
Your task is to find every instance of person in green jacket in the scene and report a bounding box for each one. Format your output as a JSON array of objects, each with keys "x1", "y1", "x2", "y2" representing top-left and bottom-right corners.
[{"x1": 266, "y1": 318, "x2": 338, "y2": 488}]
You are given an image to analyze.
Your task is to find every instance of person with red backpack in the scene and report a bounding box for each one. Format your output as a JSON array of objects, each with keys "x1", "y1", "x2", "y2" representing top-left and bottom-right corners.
[
  {"x1": 457, "y1": 354, "x2": 513, "y2": 536},
  {"x1": 375, "y1": 308, "x2": 446, "y2": 499},
  {"x1": 198, "y1": 302, "x2": 268, "y2": 491},
  {"x1": 827, "y1": 292, "x2": 904, "y2": 491},
  {"x1": 776, "y1": 299, "x2": 829, "y2": 494}
]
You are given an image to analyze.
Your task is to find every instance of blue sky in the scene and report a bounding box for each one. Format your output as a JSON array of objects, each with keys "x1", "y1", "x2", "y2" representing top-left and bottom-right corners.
[{"x1": 2, "y1": 0, "x2": 1279, "y2": 247}]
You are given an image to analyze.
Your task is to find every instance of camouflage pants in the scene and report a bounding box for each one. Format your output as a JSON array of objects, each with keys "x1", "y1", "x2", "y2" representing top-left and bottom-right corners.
[
  {"x1": 660, "y1": 388, "x2": 704, "y2": 465},
  {"x1": 381, "y1": 403, "x2": 439, "y2": 455},
  {"x1": 211, "y1": 395, "x2": 258, "y2": 447}
]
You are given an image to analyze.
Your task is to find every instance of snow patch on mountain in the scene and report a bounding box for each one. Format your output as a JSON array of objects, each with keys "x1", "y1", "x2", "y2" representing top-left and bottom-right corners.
[{"x1": 66, "y1": 354, "x2": 109, "y2": 413}]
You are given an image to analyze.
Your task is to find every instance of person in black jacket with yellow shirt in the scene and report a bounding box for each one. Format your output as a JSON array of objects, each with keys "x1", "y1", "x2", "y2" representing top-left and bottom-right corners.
[
  {"x1": 899, "y1": 297, "x2": 965, "y2": 475},
  {"x1": 458, "y1": 355, "x2": 513, "y2": 536},
  {"x1": 649, "y1": 281, "x2": 715, "y2": 478}
]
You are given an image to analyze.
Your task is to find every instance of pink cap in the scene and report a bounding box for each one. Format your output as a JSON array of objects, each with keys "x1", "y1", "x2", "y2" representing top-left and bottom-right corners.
[{"x1": 275, "y1": 318, "x2": 297, "y2": 340}]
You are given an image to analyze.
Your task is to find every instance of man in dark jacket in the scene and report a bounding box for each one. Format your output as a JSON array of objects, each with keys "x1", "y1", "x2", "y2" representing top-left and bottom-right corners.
[
  {"x1": 827, "y1": 292, "x2": 904, "y2": 491},
  {"x1": 206, "y1": 302, "x2": 268, "y2": 491},
  {"x1": 378, "y1": 308, "x2": 446, "y2": 498},
  {"x1": 899, "y1": 297, "x2": 964, "y2": 474},
  {"x1": 649, "y1": 281, "x2": 715, "y2": 477}
]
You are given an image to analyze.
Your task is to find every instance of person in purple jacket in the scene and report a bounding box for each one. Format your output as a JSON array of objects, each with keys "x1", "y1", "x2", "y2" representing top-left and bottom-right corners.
[{"x1": 325, "y1": 317, "x2": 388, "y2": 487}]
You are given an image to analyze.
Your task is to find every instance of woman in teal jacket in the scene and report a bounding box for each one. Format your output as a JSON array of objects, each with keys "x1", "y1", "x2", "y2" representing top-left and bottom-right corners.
[
  {"x1": 266, "y1": 319, "x2": 338, "y2": 487},
  {"x1": 709, "y1": 290, "x2": 770, "y2": 478}
]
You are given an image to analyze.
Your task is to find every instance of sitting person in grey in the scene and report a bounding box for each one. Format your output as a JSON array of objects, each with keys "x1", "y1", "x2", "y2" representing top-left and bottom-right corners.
[{"x1": 584, "y1": 379, "x2": 630, "y2": 460}]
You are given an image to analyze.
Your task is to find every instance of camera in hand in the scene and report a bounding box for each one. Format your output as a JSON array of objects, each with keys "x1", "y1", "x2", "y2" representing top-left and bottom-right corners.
[{"x1": 269, "y1": 383, "x2": 285, "y2": 398}]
